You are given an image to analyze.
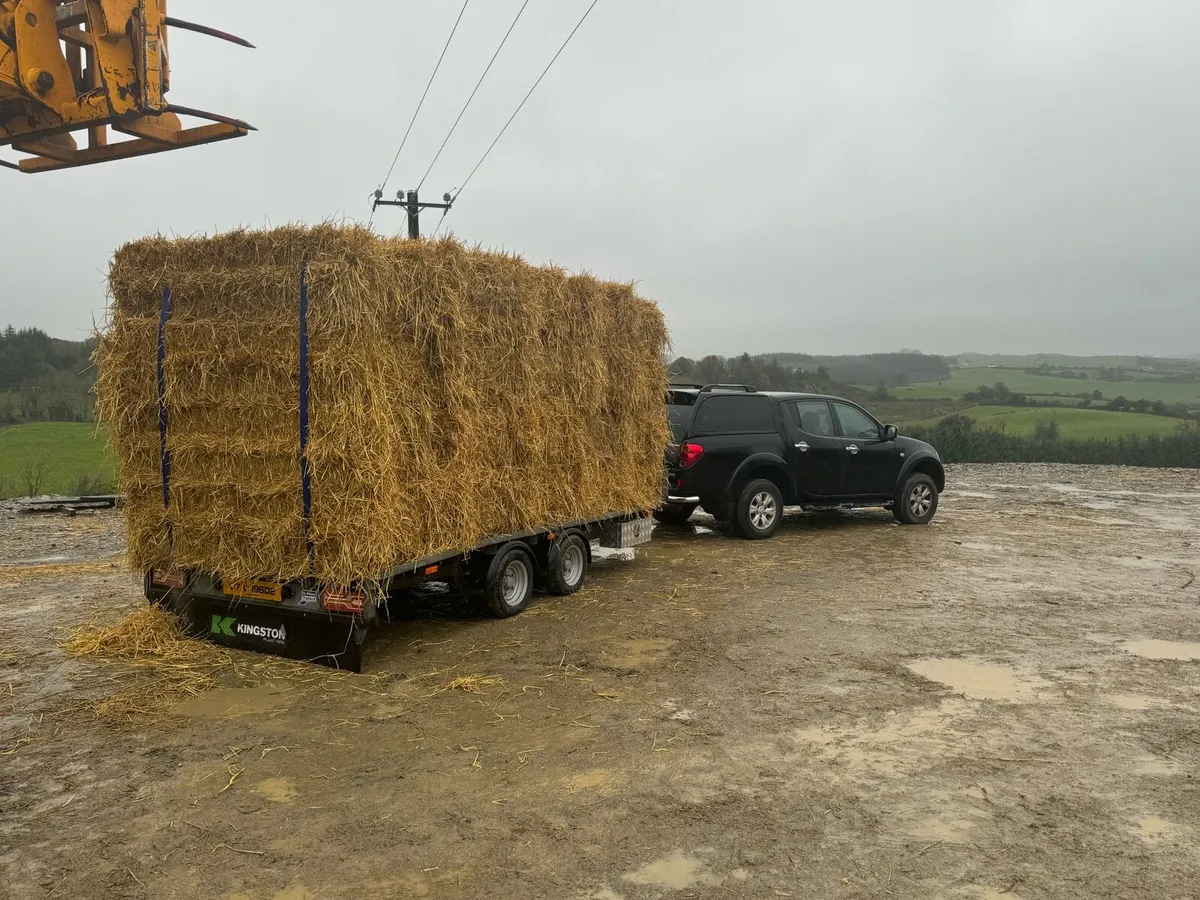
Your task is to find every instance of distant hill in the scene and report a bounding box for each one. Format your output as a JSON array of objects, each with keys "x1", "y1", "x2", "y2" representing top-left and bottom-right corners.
[{"x1": 956, "y1": 352, "x2": 1198, "y2": 372}]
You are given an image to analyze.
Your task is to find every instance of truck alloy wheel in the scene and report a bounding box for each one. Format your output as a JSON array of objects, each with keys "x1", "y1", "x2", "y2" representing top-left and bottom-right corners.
[{"x1": 735, "y1": 479, "x2": 783, "y2": 540}]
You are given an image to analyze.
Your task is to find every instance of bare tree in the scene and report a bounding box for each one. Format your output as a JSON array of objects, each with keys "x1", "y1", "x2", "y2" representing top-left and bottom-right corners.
[{"x1": 20, "y1": 458, "x2": 50, "y2": 497}]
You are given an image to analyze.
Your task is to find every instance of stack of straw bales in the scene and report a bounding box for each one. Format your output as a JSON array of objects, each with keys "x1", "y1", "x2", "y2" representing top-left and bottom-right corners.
[{"x1": 96, "y1": 225, "x2": 669, "y2": 586}]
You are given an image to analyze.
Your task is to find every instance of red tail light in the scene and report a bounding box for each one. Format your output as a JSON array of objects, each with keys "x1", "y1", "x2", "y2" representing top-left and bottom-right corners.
[
  {"x1": 678, "y1": 442, "x2": 704, "y2": 468},
  {"x1": 321, "y1": 586, "x2": 366, "y2": 613}
]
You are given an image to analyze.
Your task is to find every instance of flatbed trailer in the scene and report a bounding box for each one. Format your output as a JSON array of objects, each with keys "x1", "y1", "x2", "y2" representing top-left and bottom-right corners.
[{"x1": 144, "y1": 511, "x2": 654, "y2": 671}]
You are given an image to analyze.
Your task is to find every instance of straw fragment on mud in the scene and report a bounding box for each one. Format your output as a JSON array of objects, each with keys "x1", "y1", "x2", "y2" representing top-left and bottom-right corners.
[
  {"x1": 61, "y1": 606, "x2": 226, "y2": 719},
  {"x1": 60, "y1": 606, "x2": 360, "y2": 722},
  {"x1": 97, "y1": 225, "x2": 670, "y2": 587},
  {"x1": 433, "y1": 674, "x2": 505, "y2": 695}
]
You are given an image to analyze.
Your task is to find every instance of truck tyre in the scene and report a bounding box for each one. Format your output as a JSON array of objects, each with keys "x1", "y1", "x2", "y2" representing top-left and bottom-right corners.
[
  {"x1": 483, "y1": 545, "x2": 535, "y2": 618},
  {"x1": 546, "y1": 532, "x2": 589, "y2": 596},
  {"x1": 894, "y1": 472, "x2": 939, "y2": 525},
  {"x1": 653, "y1": 503, "x2": 697, "y2": 525},
  {"x1": 734, "y1": 479, "x2": 783, "y2": 540}
]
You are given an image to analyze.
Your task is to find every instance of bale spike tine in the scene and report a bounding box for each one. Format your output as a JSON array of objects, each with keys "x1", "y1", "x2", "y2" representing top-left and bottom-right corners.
[
  {"x1": 163, "y1": 17, "x2": 257, "y2": 49},
  {"x1": 166, "y1": 105, "x2": 257, "y2": 132}
]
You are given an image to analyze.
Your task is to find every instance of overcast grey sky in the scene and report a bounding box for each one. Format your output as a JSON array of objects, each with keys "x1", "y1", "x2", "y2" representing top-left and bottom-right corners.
[{"x1": 3, "y1": 1, "x2": 1199, "y2": 357}]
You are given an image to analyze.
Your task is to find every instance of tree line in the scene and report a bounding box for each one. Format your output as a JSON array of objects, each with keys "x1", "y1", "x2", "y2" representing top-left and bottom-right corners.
[
  {"x1": 754, "y1": 351, "x2": 953, "y2": 386},
  {"x1": 963, "y1": 381, "x2": 1185, "y2": 418},
  {"x1": 666, "y1": 351, "x2": 952, "y2": 402},
  {"x1": 907, "y1": 415, "x2": 1200, "y2": 468},
  {"x1": 0, "y1": 327, "x2": 95, "y2": 424}
]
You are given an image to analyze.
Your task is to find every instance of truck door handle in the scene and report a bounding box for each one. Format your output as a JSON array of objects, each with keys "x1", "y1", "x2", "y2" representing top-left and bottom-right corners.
[
  {"x1": 795, "y1": 441, "x2": 809, "y2": 452},
  {"x1": 847, "y1": 444, "x2": 859, "y2": 454}
]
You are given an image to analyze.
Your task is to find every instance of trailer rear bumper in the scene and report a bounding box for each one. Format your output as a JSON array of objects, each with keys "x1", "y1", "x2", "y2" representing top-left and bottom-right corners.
[{"x1": 150, "y1": 580, "x2": 367, "y2": 669}]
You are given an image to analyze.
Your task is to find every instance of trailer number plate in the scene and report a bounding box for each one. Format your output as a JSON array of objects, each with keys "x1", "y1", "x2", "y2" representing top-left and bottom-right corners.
[{"x1": 223, "y1": 578, "x2": 283, "y2": 602}]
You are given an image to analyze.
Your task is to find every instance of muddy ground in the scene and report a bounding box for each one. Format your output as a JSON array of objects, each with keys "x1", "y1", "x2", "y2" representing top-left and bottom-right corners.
[{"x1": 2, "y1": 463, "x2": 1200, "y2": 900}]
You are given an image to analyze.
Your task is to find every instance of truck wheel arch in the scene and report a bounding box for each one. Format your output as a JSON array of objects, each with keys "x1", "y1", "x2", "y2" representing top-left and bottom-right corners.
[
  {"x1": 728, "y1": 454, "x2": 794, "y2": 505},
  {"x1": 901, "y1": 456, "x2": 945, "y2": 492}
]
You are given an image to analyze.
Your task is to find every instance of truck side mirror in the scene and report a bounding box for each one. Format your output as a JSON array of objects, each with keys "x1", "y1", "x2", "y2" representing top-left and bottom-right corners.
[{"x1": 883, "y1": 424, "x2": 898, "y2": 441}]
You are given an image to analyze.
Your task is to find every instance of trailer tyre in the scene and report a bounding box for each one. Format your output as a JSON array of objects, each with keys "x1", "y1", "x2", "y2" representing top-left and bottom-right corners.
[
  {"x1": 546, "y1": 533, "x2": 589, "y2": 596},
  {"x1": 484, "y1": 545, "x2": 535, "y2": 618}
]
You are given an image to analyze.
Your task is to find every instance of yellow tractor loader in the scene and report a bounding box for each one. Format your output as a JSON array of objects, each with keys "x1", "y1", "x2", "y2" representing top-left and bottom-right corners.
[{"x1": 0, "y1": 0, "x2": 252, "y2": 172}]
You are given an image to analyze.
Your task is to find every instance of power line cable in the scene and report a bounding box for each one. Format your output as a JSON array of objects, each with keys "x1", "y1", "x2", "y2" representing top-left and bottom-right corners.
[
  {"x1": 369, "y1": 0, "x2": 470, "y2": 225},
  {"x1": 450, "y1": 0, "x2": 600, "y2": 210},
  {"x1": 417, "y1": 0, "x2": 531, "y2": 192}
]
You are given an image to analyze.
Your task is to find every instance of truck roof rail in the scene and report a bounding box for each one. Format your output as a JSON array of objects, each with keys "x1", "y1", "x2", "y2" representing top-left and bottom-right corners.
[
  {"x1": 699, "y1": 383, "x2": 757, "y2": 393},
  {"x1": 668, "y1": 382, "x2": 704, "y2": 389}
]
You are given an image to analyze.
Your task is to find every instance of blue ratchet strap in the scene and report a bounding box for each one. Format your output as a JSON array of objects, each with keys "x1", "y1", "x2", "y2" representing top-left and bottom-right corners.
[
  {"x1": 298, "y1": 262, "x2": 314, "y2": 566},
  {"x1": 156, "y1": 286, "x2": 172, "y2": 510}
]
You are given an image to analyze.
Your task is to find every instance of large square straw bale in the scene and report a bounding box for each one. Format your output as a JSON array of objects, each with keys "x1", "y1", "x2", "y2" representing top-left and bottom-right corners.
[{"x1": 96, "y1": 225, "x2": 669, "y2": 586}]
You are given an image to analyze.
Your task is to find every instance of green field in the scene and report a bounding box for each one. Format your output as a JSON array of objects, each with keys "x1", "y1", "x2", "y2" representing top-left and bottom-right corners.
[
  {"x1": 880, "y1": 368, "x2": 1200, "y2": 406},
  {"x1": 0, "y1": 422, "x2": 114, "y2": 498},
  {"x1": 907, "y1": 406, "x2": 1187, "y2": 439}
]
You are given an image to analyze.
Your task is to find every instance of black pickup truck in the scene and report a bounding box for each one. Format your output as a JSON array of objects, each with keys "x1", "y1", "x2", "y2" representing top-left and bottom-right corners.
[{"x1": 660, "y1": 385, "x2": 945, "y2": 539}]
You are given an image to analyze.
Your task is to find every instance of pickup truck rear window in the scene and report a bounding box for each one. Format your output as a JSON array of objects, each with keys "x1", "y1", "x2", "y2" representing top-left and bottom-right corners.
[
  {"x1": 667, "y1": 405, "x2": 692, "y2": 441},
  {"x1": 693, "y1": 395, "x2": 775, "y2": 434}
]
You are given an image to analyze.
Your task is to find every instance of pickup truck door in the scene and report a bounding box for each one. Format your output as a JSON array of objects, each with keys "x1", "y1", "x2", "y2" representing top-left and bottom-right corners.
[
  {"x1": 832, "y1": 401, "x2": 903, "y2": 497},
  {"x1": 782, "y1": 400, "x2": 844, "y2": 498}
]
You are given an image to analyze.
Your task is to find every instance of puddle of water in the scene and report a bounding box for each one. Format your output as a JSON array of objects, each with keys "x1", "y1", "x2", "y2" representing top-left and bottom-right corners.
[
  {"x1": 795, "y1": 699, "x2": 975, "y2": 778},
  {"x1": 1110, "y1": 556, "x2": 1163, "y2": 570},
  {"x1": 256, "y1": 777, "x2": 297, "y2": 803},
  {"x1": 956, "y1": 541, "x2": 1003, "y2": 552},
  {"x1": 623, "y1": 851, "x2": 722, "y2": 890},
  {"x1": 958, "y1": 889, "x2": 1027, "y2": 900},
  {"x1": 1133, "y1": 755, "x2": 1184, "y2": 776},
  {"x1": 662, "y1": 698, "x2": 695, "y2": 721},
  {"x1": 610, "y1": 639, "x2": 674, "y2": 668},
  {"x1": 905, "y1": 815, "x2": 978, "y2": 844},
  {"x1": 1130, "y1": 816, "x2": 1175, "y2": 843},
  {"x1": 1121, "y1": 639, "x2": 1200, "y2": 661},
  {"x1": 1045, "y1": 483, "x2": 1084, "y2": 493},
  {"x1": 173, "y1": 686, "x2": 289, "y2": 718},
  {"x1": 907, "y1": 658, "x2": 1048, "y2": 702},
  {"x1": 1104, "y1": 693, "x2": 1165, "y2": 710},
  {"x1": 592, "y1": 547, "x2": 635, "y2": 562}
]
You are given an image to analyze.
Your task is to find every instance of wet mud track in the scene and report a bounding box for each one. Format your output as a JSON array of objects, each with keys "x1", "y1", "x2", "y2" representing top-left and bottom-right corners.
[{"x1": 2, "y1": 463, "x2": 1200, "y2": 899}]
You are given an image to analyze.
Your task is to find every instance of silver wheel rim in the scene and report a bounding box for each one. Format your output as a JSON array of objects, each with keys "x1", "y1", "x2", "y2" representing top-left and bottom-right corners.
[
  {"x1": 909, "y1": 484, "x2": 933, "y2": 518},
  {"x1": 501, "y1": 559, "x2": 530, "y2": 606},
  {"x1": 561, "y1": 543, "x2": 585, "y2": 586},
  {"x1": 749, "y1": 491, "x2": 777, "y2": 531}
]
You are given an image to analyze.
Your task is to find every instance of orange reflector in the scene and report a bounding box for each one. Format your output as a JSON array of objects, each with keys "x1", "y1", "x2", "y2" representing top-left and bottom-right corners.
[
  {"x1": 151, "y1": 566, "x2": 186, "y2": 588},
  {"x1": 423, "y1": 565, "x2": 439, "y2": 576}
]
